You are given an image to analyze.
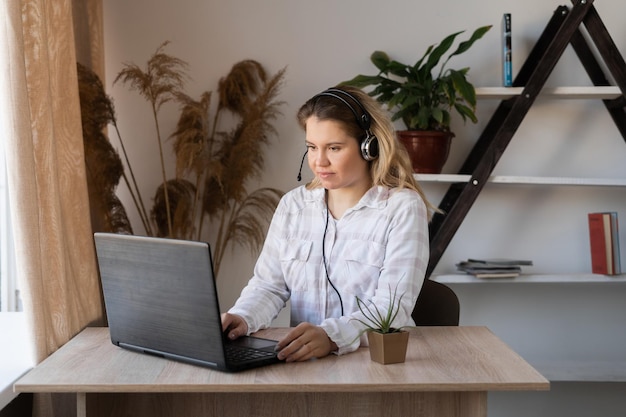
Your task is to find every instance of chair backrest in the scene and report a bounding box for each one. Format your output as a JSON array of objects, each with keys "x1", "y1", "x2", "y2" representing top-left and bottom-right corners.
[{"x1": 411, "y1": 279, "x2": 460, "y2": 326}]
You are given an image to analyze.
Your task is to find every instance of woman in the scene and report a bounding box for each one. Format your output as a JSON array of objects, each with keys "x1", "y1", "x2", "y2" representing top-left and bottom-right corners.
[{"x1": 221, "y1": 85, "x2": 435, "y2": 362}]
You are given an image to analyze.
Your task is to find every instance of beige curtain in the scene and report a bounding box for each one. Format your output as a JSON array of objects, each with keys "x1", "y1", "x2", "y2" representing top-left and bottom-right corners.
[
  {"x1": 0, "y1": 0, "x2": 104, "y2": 415},
  {"x1": 72, "y1": 0, "x2": 105, "y2": 80}
]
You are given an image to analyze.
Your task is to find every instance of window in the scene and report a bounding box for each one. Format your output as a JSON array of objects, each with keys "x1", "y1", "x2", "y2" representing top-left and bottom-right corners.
[
  {"x1": 0, "y1": 7, "x2": 20, "y2": 312},
  {"x1": 0, "y1": 143, "x2": 19, "y2": 312}
]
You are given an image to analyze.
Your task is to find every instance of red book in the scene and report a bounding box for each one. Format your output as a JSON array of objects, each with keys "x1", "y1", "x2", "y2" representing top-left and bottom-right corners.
[{"x1": 588, "y1": 212, "x2": 613, "y2": 275}]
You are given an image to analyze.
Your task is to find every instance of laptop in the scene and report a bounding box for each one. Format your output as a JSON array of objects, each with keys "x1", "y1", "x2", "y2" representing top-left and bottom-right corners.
[{"x1": 94, "y1": 232, "x2": 281, "y2": 372}]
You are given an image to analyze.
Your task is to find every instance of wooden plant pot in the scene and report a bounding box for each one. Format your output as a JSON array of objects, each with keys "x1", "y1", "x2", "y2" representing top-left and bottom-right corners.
[
  {"x1": 397, "y1": 130, "x2": 454, "y2": 174},
  {"x1": 367, "y1": 331, "x2": 410, "y2": 364}
]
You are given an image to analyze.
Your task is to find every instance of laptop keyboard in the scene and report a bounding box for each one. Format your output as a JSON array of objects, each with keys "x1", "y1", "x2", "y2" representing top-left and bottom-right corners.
[{"x1": 225, "y1": 345, "x2": 276, "y2": 363}]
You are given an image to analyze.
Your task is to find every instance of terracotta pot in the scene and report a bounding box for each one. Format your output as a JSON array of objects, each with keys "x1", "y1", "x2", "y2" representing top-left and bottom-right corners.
[
  {"x1": 397, "y1": 130, "x2": 454, "y2": 174},
  {"x1": 367, "y1": 331, "x2": 410, "y2": 364}
]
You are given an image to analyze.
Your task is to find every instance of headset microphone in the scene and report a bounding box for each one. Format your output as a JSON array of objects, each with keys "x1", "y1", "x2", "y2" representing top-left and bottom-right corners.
[{"x1": 296, "y1": 149, "x2": 308, "y2": 181}]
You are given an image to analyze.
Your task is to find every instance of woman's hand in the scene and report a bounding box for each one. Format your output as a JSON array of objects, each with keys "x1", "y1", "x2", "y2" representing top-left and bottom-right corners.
[
  {"x1": 221, "y1": 313, "x2": 248, "y2": 340},
  {"x1": 275, "y1": 322, "x2": 338, "y2": 362}
]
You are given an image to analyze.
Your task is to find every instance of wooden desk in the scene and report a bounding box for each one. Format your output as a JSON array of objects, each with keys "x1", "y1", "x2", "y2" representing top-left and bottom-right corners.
[{"x1": 14, "y1": 326, "x2": 548, "y2": 417}]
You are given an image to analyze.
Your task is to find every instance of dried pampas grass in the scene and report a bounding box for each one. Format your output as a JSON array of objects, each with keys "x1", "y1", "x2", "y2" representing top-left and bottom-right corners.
[{"x1": 79, "y1": 42, "x2": 287, "y2": 278}]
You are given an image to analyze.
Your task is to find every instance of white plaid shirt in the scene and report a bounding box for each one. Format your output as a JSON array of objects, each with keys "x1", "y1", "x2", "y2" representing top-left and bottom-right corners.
[{"x1": 228, "y1": 185, "x2": 429, "y2": 355}]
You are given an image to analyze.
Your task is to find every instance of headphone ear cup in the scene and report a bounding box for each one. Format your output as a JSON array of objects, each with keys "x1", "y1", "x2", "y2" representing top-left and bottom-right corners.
[{"x1": 361, "y1": 134, "x2": 379, "y2": 161}]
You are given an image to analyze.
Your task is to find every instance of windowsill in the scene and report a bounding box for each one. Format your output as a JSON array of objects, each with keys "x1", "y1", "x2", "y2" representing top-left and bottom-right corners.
[{"x1": 0, "y1": 312, "x2": 34, "y2": 410}]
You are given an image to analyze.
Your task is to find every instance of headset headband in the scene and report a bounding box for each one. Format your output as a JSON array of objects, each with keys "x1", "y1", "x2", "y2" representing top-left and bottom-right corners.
[{"x1": 314, "y1": 88, "x2": 372, "y2": 131}]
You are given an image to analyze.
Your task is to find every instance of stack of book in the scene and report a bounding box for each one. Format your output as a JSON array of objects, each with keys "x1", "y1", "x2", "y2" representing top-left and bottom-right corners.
[
  {"x1": 588, "y1": 212, "x2": 621, "y2": 275},
  {"x1": 456, "y1": 258, "x2": 533, "y2": 279}
]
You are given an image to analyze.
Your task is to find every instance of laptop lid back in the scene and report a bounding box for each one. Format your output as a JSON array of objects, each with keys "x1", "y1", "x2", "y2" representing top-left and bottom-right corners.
[{"x1": 94, "y1": 233, "x2": 228, "y2": 370}]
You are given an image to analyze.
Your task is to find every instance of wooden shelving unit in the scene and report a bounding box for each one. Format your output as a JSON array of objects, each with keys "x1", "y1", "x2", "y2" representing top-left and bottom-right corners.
[{"x1": 426, "y1": 0, "x2": 626, "y2": 278}]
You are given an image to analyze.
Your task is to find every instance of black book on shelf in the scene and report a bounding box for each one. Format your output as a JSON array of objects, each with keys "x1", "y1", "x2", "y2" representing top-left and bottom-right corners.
[
  {"x1": 466, "y1": 258, "x2": 533, "y2": 266},
  {"x1": 457, "y1": 262, "x2": 521, "y2": 271}
]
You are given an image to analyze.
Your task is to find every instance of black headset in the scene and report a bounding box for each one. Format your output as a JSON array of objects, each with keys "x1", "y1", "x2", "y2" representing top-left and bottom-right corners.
[
  {"x1": 296, "y1": 88, "x2": 379, "y2": 182},
  {"x1": 313, "y1": 88, "x2": 380, "y2": 162}
]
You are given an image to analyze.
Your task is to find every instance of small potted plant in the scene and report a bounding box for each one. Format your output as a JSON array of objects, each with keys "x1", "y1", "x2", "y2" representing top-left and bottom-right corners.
[
  {"x1": 353, "y1": 284, "x2": 411, "y2": 364},
  {"x1": 341, "y1": 25, "x2": 491, "y2": 173}
]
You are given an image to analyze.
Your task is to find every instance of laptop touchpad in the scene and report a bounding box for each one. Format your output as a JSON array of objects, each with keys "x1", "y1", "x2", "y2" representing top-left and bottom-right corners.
[{"x1": 229, "y1": 336, "x2": 278, "y2": 352}]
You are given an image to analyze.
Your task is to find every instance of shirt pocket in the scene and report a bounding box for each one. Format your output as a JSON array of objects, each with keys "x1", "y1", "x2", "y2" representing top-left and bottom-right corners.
[
  {"x1": 342, "y1": 240, "x2": 385, "y2": 295},
  {"x1": 279, "y1": 239, "x2": 313, "y2": 291}
]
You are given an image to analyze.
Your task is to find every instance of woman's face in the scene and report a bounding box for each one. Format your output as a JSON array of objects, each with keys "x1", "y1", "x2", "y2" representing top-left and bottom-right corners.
[{"x1": 305, "y1": 116, "x2": 370, "y2": 191}]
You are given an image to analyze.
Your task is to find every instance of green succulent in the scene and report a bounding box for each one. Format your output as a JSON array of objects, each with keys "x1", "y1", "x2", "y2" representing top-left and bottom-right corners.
[{"x1": 353, "y1": 284, "x2": 407, "y2": 335}]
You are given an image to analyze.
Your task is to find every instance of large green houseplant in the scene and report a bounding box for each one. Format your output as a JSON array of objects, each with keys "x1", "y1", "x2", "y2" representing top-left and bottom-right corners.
[{"x1": 342, "y1": 25, "x2": 491, "y2": 173}]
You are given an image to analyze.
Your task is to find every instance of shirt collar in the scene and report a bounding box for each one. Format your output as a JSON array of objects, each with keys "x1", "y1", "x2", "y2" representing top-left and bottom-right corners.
[
  {"x1": 304, "y1": 185, "x2": 390, "y2": 211},
  {"x1": 353, "y1": 185, "x2": 390, "y2": 211}
]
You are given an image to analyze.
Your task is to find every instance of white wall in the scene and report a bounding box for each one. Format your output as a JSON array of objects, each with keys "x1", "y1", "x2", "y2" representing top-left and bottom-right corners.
[
  {"x1": 102, "y1": 1, "x2": 626, "y2": 301},
  {"x1": 102, "y1": 1, "x2": 626, "y2": 416}
]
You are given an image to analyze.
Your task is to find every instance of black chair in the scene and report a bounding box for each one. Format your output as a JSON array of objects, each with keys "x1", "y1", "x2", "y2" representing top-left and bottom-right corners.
[{"x1": 411, "y1": 279, "x2": 460, "y2": 326}]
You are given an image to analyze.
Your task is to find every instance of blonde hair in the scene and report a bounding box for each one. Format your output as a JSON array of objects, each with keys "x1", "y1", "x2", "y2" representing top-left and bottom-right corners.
[{"x1": 296, "y1": 85, "x2": 438, "y2": 217}]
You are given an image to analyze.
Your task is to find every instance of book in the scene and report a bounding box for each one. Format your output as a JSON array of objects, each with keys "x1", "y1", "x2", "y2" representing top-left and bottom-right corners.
[
  {"x1": 502, "y1": 13, "x2": 512, "y2": 87},
  {"x1": 467, "y1": 258, "x2": 533, "y2": 266},
  {"x1": 588, "y1": 212, "x2": 621, "y2": 275},
  {"x1": 473, "y1": 272, "x2": 520, "y2": 279},
  {"x1": 588, "y1": 212, "x2": 611, "y2": 274},
  {"x1": 456, "y1": 262, "x2": 521, "y2": 272},
  {"x1": 610, "y1": 212, "x2": 621, "y2": 274},
  {"x1": 456, "y1": 258, "x2": 530, "y2": 279}
]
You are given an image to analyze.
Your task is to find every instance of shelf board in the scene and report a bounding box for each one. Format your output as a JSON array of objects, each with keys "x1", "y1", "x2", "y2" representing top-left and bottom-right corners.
[
  {"x1": 432, "y1": 274, "x2": 626, "y2": 284},
  {"x1": 475, "y1": 86, "x2": 623, "y2": 100},
  {"x1": 415, "y1": 174, "x2": 626, "y2": 187},
  {"x1": 527, "y1": 359, "x2": 626, "y2": 382}
]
